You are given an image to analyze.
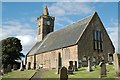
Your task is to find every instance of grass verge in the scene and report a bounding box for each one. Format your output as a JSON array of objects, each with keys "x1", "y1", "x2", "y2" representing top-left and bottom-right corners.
[
  {"x1": 41, "y1": 65, "x2": 116, "y2": 78},
  {"x1": 0, "y1": 69, "x2": 36, "y2": 79}
]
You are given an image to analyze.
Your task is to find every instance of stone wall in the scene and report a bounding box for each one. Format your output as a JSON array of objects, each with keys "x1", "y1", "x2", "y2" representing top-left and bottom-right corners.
[
  {"x1": 77, "y1": 13, "x2": 114, "y2": 64},
  {"x1": 27, "y1": 45, "x2": 78, "y2": 69},
  {"x1": 26, "y1": 55, "x2": 34, "y2": 69}
]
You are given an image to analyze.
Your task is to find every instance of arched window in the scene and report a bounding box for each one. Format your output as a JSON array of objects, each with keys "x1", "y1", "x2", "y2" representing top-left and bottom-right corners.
[{"x1": 93, "y1": 30, "x2": 103, "y2": 51}]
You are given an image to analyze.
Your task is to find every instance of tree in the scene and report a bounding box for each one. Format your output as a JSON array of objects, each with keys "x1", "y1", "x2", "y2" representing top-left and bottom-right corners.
[{"x1": 1, "y1": 37, "x2": 24, "y2": 67}]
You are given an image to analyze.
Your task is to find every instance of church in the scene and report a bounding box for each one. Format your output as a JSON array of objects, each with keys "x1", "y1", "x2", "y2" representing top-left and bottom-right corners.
[{"x1": 26, "y1": 6, "x2": 115, "y2": 70}]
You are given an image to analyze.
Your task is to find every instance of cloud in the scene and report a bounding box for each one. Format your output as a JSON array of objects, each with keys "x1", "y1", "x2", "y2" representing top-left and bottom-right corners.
[
  {"x1": 55, "y1": 17, "x2": 74, "y2": 30},
  {"x1": 16, "y1": 35, "x2": 36, "y2": 55},
  {"x1": 49, "y1": 2, "x2": 95, "y2": 16},
  {"x1": 1, "y1": 20, "x2": 36, "y2": 55},
  {"x1": 106, "y1": 19, "x2": 118, "y2": 52},
  {"x1": 49, "y1": 2, "x2": 95, "y2": 30},
  {"x1": 2, "y1": 0, "x2": 119, "y2": 2}
]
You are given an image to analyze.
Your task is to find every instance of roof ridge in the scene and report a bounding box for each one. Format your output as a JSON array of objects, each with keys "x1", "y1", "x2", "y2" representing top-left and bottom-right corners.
[
  {"x1": 48, "y1": 13, "x2": 93, "y2": 36},
  {"x1": 75, "y1": 12, "x2": 96, "y2": 44}
]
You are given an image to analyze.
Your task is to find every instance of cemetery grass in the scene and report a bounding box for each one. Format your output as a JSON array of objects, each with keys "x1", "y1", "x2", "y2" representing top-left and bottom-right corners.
[
  {"x1": 0, "y1": 70, "x2": 36, "y2": 79},
  {"x1": 41, "y1": 65, "x2": 116, "y2": 78}
]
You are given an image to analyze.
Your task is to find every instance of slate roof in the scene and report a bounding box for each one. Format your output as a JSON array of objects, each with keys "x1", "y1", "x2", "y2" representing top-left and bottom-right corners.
[
  {"x1": 27, "y1": 13, "x2": 94, "y2": 56},
  {"x1": 27, "y1": 41, "x2": 42, "y2": 55}
]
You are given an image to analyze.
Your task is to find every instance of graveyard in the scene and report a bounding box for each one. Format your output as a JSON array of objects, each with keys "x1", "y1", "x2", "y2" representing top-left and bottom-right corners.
[
  {"x1": 0, "y1": 64, "x2": 116, "y2": 79},
  {"x1": 41, "y1": 64, "x2": 116, "y2": 78}
]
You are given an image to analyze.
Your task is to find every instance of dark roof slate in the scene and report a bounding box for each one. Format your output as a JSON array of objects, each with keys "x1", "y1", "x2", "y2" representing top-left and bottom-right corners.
[
  {"x1": 28, "y1": 13, "x2": 94, "y2": 56},
  {"x1": 27, "y1": 41, "x2": 42, "y2": 55}
]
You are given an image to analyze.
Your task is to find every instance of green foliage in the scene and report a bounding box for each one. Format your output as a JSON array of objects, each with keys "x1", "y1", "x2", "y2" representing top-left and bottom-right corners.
[{"x1": 1, "y1": 37, "x2": 24, "y2": 66}]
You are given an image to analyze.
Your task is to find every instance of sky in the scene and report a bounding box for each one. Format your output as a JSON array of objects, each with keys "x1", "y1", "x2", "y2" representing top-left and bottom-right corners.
[{"x1": 1, "y1": 2, "x2": 119, "y2": 55}]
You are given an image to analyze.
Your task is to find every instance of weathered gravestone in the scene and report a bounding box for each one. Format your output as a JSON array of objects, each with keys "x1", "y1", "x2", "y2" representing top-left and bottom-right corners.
[
  {"x1": 78, "y1": 60, "x2": 82, "y2": 68},
  {"x1": 113, "y1": 53, "x2": 120, "y2": 77},
  {"x1": 82, "y1": 56, "x2": 87, "y2": 67},
  {"x1": 93, "y1": 57, "x2": 96, "y2": 68},
  {"x1": 87, "y1": 57, "x2": 92, "y2": 72},
  {"x1": 13, "y1": 64, "x2": 17, "y2": 70},
  {"x1": 19, "y1": 61, "x2": 24, "y2": 71},
  {"x1": 7, "y1": 64, "x2": 12, "y2": 72},
  {"x1": 60, "y1": 66, "x2": 68, "y2": 80},
  {"x1": 99, "y1": 60, "x2": 106, "y2": 78},
  {"x1": 68, "y1": 61, "x2": 74, "y2": 74}
]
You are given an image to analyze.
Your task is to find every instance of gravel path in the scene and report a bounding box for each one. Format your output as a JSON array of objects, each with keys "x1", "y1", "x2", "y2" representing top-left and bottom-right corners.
[{"x1": 30, "y1": 69, "x2": 48, "y2": 80}]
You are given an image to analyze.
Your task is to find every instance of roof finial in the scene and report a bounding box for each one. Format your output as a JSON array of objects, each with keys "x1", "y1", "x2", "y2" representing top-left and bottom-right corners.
[{"x1": 42, "y1": 5, "x2": 49, "y2": 16}]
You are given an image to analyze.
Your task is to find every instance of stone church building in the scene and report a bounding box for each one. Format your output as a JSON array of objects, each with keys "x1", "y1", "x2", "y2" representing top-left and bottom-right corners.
[{"x1": 26, "y1": 6, "x2": 115, "y2": 70}]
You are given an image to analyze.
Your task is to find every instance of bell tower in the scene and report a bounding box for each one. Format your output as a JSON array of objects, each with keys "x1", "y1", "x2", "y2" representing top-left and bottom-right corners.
[{"x1": 37, "y1": 5, "x2": 55, "y2": 42}]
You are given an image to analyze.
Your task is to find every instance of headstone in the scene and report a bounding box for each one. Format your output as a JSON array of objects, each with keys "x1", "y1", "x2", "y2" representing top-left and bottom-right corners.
[
  {"x1": 87, "y1": 57, "x2": 92, "y2": 72},
  {"x1": 113, "y1": 53, "x2": 120, "y2": 77},
  {"x1": 99, "y1": 60, "x2": 106, "y2": 78},
  {"x1": 93, "y1": 57, "x2": 96, "y2": 68},
  {"x1": 60, "y1": 66, "x2": 68, "y2": 80},
  {"x1": 74, "y1": 61, "x2": 78, "y2": 71},
  {"x1": 82, "y1": 56, "x2": 87, "y2": 67},
  {"x1": 68, "y1": 61, "x2": 74, "y2": 74},
  {"x1": 13, "y1": 64, "x2": 17, "y2": 70},
  {"x1": 7, "y1": 64, "x2": 12, "y2": 72},
  {"x1": 78, "y1": 60, "x2": 82, "y2": 68},
  {"x1": 19, "y1": 61, "x2": 24, "y2": 71}
]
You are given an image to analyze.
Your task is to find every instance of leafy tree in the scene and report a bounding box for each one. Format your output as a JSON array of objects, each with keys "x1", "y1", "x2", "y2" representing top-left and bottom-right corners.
[{"x1": 0, "y1": 37, "x2": 24, "y2": 67}]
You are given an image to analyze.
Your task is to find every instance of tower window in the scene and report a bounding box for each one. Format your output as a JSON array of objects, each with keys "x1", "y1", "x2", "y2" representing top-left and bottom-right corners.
[{"x1": 93, "y1": 30, "x2": 103, "y2": 51}]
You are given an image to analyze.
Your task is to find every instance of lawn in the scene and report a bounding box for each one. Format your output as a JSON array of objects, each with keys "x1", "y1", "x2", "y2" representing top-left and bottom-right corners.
[
  {"x1": 41, "y1": 65, "x2": 116, "y2": 78},
  {"x1": 0, "y1": 69, "x2": 36, "y2": 80},
  {"x1": 0, "y1": 65, "x2": 116, "y2": 79}
]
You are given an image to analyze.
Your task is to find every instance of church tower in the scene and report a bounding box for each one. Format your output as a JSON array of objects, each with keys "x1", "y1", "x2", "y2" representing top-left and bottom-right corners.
[{"x1": 37, "y1": 5, "x2": 55, "y2": 42}]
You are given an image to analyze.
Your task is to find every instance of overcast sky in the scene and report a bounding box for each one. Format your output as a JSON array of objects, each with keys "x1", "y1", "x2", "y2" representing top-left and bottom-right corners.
[{"x1": 1, "y1": 1, "x2": 119, "y2": 55}]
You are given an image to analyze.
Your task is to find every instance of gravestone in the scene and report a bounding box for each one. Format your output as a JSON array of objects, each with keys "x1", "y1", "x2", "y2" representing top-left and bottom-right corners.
[
  {"x1": 93, "y1": 57, "x2": 96, "y2": 68},
  {"x1": 87, "y1": 57, "x2": 92, "y2": 72},
  {"x1": 78, "y1": 60, "x2": 82, "y2": 68},
  {"x1": 99, "y1": 60, "x2": 106, "y2": 78},
  {"x1": 13, "y1": 64, "x2": 17, "y2": 70},
  {"x1": 82, "y1": 56, "x2": 88, "y2": 67},
  {"x1": 68, "y1": 61, "x2": 74, "y2": 74},
  {"x1": 113, "y1": 53, "x2": 120, "y2": 77},
  {"x1": 19, "y1": 61, "x2": 24, "y2": 71},
  {"x1": 74, "y1": 61, "x2": 78, "y2": 71},
  {"x1": 60, "y1": 66, "x2": 68, "y2": 80},
  {"x1": 7, "y1": 64, "x2": 12, "y2": 72}
]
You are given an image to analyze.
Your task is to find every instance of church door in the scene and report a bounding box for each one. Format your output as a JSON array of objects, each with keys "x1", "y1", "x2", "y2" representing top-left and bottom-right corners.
[{"x1": 58, "y1": 52, "x2": 62, "y2": 74}]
